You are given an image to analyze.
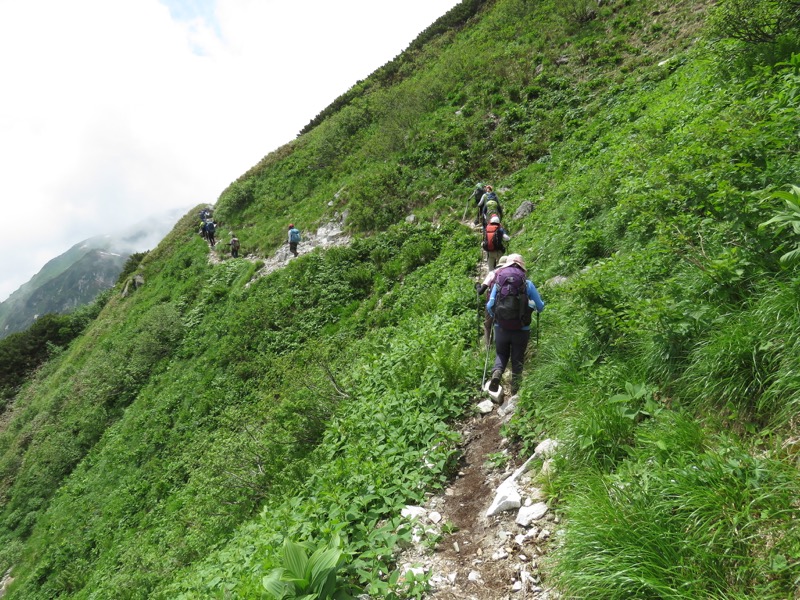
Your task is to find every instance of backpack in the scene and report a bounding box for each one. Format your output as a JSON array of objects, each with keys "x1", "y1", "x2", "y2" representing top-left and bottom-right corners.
[
  {"x1": 483, "y1": 193, "x2": 500, "y2": 217},
  {"x1": 472, "y1": 183, "x2": 486, "y2": 204},
  {"x1": 230, "y1": 238, "x2": 240, "y2": 250},
  {"x1": 493, "y1": 265, "x2": 531, "y2": 330},
  {"x1": 482, "y1": 222, "x2": 504, "y2": 252},
  {"x1": 289, "y1": 228, "x2": 301, "y2": 243},
  {"x1": 206, "y1": 221, "x2": 216, "y2": 234}
]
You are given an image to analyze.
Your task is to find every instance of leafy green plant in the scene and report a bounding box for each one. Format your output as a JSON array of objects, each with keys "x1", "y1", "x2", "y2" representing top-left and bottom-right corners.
[
  {"x1": 759, "y1": 184, "x2": 800, "y2": 263},
  {"x1": 262, "y1": 534, "x2": 353, "y2": 600}
]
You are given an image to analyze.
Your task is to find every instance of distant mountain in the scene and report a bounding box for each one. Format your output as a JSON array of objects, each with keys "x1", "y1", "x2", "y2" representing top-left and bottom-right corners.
[{"x1": 0, "y1": 208, "x2": 187, "y2": 338}]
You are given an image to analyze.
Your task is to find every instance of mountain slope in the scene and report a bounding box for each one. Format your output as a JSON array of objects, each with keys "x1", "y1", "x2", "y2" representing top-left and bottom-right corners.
[
  {"x1": 0, "y1": 208, "x2": 184, "y2": 339},
  {"x1": 2, "y1": 0, "x2": 800, "y2": 598}
]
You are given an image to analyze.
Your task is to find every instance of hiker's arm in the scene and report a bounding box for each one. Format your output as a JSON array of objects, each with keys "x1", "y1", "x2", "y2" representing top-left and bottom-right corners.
[
  {"x1": 527, "y1": 281, "x2": 545, "y2": 313},
  {"x1": 486, "y1": 284, "x2": 499, "y2": 317}
]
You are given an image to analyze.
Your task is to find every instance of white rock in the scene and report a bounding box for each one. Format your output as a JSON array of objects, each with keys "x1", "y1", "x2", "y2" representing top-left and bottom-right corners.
[
  {"x1": 483, "y1": 379, "x2": 504, "y2": 403},
  {"x1": 401, "y1": 565, "x2": 426, "y2": 579},
  {"x1": 498, "y1": 395, "x2": 518, "y2": 417},
  {"x1": 401, "y1": 506, "x2": 427, "y2": 520},
  {"x1": 515, "y1": 534, "x2": 526, "y2": 546},
  {"x1": 537, "y1": 529, "x2": 551, "y2": 541},
  {"x1": 534, "y1": 439, "x2": 558, "y2": 459},
  {"x1": 492, "y1": 550, "x2": 509, "y2": 561},
  {"x1": 487, "y1": 480, "x2": 522, "y2": 516},
  {"x1": 477, "y1": 399, "x2": 495, "y2": 414},
  {"x1": 429, "y1": 511, "x2": 442, "y2": 524},
  {"x1": 516, "y1": 502, "x2": 549, "y2": 527},
  {"x1": 512, "y1": 580, "x2": 523, "y2": 591},
  {"x1": 468, "y1": 570, "x2": 482, "y2": 582}
]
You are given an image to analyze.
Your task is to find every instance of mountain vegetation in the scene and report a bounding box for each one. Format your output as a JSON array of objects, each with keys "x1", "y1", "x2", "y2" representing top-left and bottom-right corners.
[{"x1": 1, "y1": 0, "x2": 799, "y2": 598}]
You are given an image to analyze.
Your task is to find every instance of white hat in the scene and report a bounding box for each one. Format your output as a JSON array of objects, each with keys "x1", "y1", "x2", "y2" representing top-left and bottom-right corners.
[
  {"x1": 490, "y1": 215, "x2": 500, "y2": 224},
  {"x1": 506, "y1": 253, "x2": 526, "y2": 270}
]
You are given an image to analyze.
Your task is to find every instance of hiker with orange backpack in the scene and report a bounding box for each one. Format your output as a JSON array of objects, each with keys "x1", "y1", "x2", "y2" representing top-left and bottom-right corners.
[
  {"x1": 482, "y1": 215, "x2": 510, "y2": 271},
  {"x1": 486, "y1": 253, "x2": 544, "y2": 395}
]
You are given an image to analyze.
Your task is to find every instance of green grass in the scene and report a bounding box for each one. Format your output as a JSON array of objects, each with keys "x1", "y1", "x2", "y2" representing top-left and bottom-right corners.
[{"x1": 2, "y1": 0, "x2": 800, "y2": 598}]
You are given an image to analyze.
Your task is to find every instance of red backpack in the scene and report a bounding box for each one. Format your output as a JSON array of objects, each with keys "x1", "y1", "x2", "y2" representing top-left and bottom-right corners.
[{"x1": 482, "y1": 222, "x2": 504, "y2": 252}]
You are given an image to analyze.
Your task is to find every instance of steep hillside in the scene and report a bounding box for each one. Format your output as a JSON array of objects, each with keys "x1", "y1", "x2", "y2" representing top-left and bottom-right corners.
[{"x1": 2, "y1": 0, "x2": 800, "y2": 598}]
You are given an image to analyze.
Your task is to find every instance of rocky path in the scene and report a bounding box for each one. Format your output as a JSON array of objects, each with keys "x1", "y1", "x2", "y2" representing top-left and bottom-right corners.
[
  {"x1": 392, "y1": 220, "x2": 560, "y2": 599},
  {"x1": 394, "y1": 395, "x2": 560, "y2": 600},
  {"x1": 207, "y1": 219, "x2": 351, "y2": 282}
]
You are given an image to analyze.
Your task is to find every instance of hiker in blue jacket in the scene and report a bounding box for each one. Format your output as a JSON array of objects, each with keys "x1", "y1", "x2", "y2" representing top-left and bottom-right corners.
[
  {"x1": 486, "y1": 253, "x2": 544, "y2": 395},
  {"x1": 288, "y1": 224, "x2": 301, "y2": 257}
]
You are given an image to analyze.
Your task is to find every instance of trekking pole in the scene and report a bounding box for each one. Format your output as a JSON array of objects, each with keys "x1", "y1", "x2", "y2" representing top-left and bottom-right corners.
[
  {"x1": 476, "y1": 289, "x2": 483, "y2": 340},
  {"x1": 536, "y1": 311, "x2": 540, "y2": 349},
  {"x1": 481, "y1": 317, "x2": 494, "y2": 390},
  {"x1": 462, "y1": 194, "x2": 473, "y2": 221}
]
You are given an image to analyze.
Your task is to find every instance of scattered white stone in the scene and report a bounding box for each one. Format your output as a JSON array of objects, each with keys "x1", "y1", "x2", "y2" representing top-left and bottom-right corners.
[
  {"x1": 534, "y1": 439, "x2": 558, "y2": 459},
  {"x1": 400, "y1": 565, "x2": 426, "y2": 580},
  {"x1": 401, "y1": 506, "x2": 427, "y2": 520},
  {"x1": 468, "y1": 570, "x2": 482, "y2": 582},
  {"x1": 486, "y1": 480, "x2": 522, "y2": 516},
  {"x1": 492, "y1": 549, "x2": 509, "y2": 561},
  {"x1": 545, "y1": 275, "x2": 569, "y2": 288},
  {"x1": 516, "y1": 502, "x2": 549, "y2": 527},
  {"x1": 483, "y1": 379, "x2": 504, "y2": 403},
  {"x1": 498, "y1": 395, "x2": 518, "y2": 418},
  {"x1": 537, "y1": 529, "x2": 551, "y2": 541},
  {"x1": 512, "y1": 580, "x2": 523, "y2": 592},
  {"x1": 477, "y1": 399, "x2": 495, "y2": 414},
  {"x1": 429, "y1": 511, "x2": 442, "y2": 524},
  {"x1": 448, "y1": 572, "x2": 457, "y2": 584},
  {"x1": 515, "y1": 534, "x2": 526, "y2": 546},
  {"x1": 453, "y1": 541, "x2": 460, "y2": 553}
]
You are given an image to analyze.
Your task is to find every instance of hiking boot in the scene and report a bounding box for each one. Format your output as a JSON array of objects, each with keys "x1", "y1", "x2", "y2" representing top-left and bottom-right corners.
[{"x1": 488, "y1": 370, "x2": 502, "y2": 393}]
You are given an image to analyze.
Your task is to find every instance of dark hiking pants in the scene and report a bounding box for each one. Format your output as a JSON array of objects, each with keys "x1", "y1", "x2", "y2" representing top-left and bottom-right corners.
[{"x1": 493, "y1": 326, "x2": 530, "y2": 393}]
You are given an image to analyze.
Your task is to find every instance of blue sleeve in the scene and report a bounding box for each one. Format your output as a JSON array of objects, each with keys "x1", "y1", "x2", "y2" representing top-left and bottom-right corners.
[
  {"x1": 486, "y1": 284, "x2": 498, "y2": 317},
  {"x1": 527, "y1": 280, "x2": 545, "y2": 313}
]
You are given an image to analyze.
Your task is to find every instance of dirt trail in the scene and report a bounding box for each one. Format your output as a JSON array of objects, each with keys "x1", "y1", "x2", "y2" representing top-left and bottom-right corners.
[{"x1": 393, "y1": 221, "x2": 559, "y2": 599}]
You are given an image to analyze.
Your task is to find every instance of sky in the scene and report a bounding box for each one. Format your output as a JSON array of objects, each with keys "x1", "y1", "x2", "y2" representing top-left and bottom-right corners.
[{"x1": 0, "y1": 0, "x2": 461, "y2": 302}]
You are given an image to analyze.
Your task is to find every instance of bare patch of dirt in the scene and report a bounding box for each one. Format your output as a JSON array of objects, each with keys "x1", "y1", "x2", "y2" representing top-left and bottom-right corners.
[{"x1": 395, "y1": 403, "x2": 560, "y2": 600}]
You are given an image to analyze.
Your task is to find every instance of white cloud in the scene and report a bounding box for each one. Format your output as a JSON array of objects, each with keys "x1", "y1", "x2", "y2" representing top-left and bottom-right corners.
[{"x1": 0, "y1": 0, "x2": 460, "y2": 301}]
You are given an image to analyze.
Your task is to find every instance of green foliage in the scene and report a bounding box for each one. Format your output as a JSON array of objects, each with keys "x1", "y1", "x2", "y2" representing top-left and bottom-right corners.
[
  {"x1": 709, "y1": 0, "x2": 800, "y2": 44},
  {"x1": 115, "y1": 251, "x2": 149, "y2": 285},
  {"x1": 759, "y1": 184, "x2": 800, "y2": 263},
  {"x1": 556, "y1": 0, "x2": 598, "y2": 25},
  {"x1": 262, "y1": 534, "x2": 353, "y2": 600},
  {"x1": 4, "y1": 1, "x2": 800, "y2": 599}
]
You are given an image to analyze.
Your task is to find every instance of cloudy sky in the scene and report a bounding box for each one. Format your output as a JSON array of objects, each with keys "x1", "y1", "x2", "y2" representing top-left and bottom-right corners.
[{"x1": 0, "y1": 0, "x2": 461, "y2": 301}]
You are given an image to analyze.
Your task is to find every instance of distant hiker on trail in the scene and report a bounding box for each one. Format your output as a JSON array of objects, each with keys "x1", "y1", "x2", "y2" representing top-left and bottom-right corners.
[
  {"x1": 478, "y1": 185, "x2": 503, "y2": 230},
  {"x1": 288, "y1": 224, "x2": 301, "y2": 257},
  {"x1": 206, "y1": 219, "x2": 217, "y2": 247},
  {"x1": 229, "y1": 234, "x2": 240, "y2": 258},
  {"x1": 471, "y1": 182, "x2": 487, "y2": 225},
  {"x1": 482, "y1": 215, "x2": 510, "y2": 271},
  {"x1": 486, "y1": 253, "x2": 544, "y2": 395},
  {"x1": 476, "y1": 255, "x2": 508, "y2": 346},
  {"x1": 199, "y1": 220, "x2": 208, "y2": 241}
]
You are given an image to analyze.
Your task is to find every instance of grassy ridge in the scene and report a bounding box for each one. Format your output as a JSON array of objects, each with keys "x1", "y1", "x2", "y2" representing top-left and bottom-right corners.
[{"x1": 1, "y1": 0, "x2": 799, "y2": 597}]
